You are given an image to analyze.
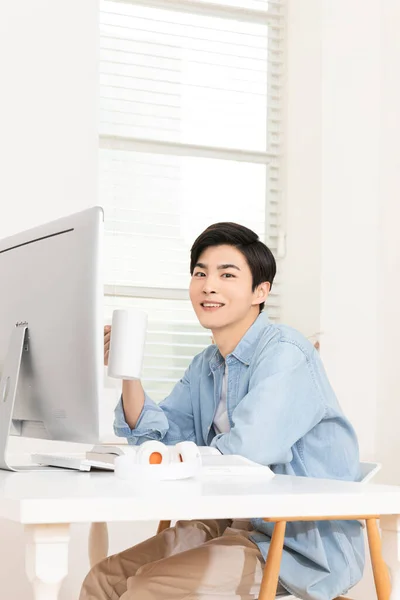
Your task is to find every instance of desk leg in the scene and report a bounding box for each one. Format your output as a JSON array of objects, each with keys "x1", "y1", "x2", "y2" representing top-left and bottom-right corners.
[
  {"x1": 88, "y1": 522, "x2": 109, "y2": 567},
  {"x1": 24, "y1": 523, "x2": 70, "y2": 600},
  {"x1": 380, "y1": 515, "x2": 400, "y2": 600}
]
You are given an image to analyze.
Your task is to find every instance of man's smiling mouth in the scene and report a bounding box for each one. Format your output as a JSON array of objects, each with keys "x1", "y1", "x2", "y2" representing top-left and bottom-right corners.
[{"x1": 200, "y1": 302, "x2": 225, "y2": 310}]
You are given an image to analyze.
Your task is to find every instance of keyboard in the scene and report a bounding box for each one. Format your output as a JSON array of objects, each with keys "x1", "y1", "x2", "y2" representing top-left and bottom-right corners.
[{"x1": 31, "y1": 452, "x2": 115, "y2": 471}]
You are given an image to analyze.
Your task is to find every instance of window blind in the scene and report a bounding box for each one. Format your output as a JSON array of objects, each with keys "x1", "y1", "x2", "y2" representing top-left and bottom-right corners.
[{"x1": 99, "y1": 0, "x2": 285, "y2": 402}]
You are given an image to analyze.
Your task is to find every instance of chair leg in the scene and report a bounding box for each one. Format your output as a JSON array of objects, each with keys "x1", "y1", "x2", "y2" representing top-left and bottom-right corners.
[
  {"x1": 366, "y1": 518, "x2": 391, "y2": 600},
  {"x1": 157, "y1": 520, "x2": 171, "y2": 534},
  {"x1": 258, "y1": 521, "x2": 287, "y2": 600}
]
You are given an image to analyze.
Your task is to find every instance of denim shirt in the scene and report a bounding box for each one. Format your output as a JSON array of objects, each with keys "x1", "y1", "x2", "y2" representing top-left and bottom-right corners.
[{"x1": 114, "y1": 313, "x2": 364, "y2": 600}]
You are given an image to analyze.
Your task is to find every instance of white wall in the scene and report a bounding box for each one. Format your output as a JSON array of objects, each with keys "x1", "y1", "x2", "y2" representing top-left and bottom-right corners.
[
  {"x1": 320, "y1": 0, "x2": 381, "y2": 462},
  {"x1": 0, "y1": 0, "x2": 98, "y2": 238},
  {"x1": 375, "y1": 0, "x2": 400, "y2": 482}
]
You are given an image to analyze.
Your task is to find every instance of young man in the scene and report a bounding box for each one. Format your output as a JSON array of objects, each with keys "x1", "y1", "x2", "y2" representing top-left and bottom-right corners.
[{"x1": 80, "y1": 223, "x2": 364, "y2": 600}]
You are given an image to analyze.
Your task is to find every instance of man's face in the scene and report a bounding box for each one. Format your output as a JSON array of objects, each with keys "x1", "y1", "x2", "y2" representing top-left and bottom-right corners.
[{"x1": 189, "y1": 244, "x2": 265, "y2": 331}]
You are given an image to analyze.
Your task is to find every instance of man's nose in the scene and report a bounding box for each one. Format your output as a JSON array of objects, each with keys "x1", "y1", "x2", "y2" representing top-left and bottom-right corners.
[{"x1": 202, "y1": 275, "x2": 218, "y2": 295}]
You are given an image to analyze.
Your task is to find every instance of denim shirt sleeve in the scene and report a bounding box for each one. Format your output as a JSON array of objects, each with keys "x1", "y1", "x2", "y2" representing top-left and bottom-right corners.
[
  {"x1": 210, "y1": 342, "x2": 326, "y2": 465},
  {"x1": 113, "y1": 364, "x2": 195, "y2": 445}
]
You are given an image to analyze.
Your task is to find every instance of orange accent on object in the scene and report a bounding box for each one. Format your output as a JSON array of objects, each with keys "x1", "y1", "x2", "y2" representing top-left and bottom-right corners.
[
  {"x1": 149, "y1": 452, "x2": 163, "y2": 464},
  {"x1": 179, "y1": 454, "x2": 183, "y2": 462}
]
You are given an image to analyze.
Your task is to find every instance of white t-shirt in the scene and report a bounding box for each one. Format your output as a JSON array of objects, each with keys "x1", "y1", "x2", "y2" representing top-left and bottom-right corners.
[
  {"x1": 213, "y1": 364, "x2": 230, "y2": 434},
  {"x1": 213, "y1": 364, "x2": 251, "y2": 530}
]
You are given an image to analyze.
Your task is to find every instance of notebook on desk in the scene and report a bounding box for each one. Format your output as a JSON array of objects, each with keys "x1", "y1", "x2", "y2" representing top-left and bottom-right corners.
[{"x1": 200, "y1": 454, "x2": 275, "y2": 479}]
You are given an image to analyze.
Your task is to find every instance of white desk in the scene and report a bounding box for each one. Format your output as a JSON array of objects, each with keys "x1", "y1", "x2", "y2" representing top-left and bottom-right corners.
[{"x1": 1, "y1": 470, "x2": 400, "y2": 600}]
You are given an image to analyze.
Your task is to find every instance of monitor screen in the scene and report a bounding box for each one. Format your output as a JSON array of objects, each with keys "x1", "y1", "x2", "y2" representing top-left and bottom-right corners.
[{"x1": 0, "y1": 207, "x2": 104, "y2": 444}]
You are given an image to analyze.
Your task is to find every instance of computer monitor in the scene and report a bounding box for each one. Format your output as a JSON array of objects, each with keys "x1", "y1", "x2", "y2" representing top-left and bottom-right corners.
[{"x1": 0, "y1": 207, "x2": 104, "y2": 470}]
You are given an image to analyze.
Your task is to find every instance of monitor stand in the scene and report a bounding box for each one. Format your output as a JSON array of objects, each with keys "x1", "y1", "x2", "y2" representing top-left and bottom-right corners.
[{"x1": 0, "y1": 324, "x2": 54, "y2": 471}]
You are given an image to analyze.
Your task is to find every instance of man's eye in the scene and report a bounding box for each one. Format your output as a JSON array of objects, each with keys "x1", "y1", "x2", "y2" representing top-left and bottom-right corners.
[
  {"x1": 222, "y1": 273, "x2": 235, "y2": 278},
  {"x1": 194, "y1": 272, "x2": 205, "y2": 277}
]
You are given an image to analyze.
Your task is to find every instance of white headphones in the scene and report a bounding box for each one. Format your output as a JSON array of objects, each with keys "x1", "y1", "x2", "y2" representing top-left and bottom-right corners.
[{"x1": 114, "y1": 441, "x2": 202, "y2": 481}]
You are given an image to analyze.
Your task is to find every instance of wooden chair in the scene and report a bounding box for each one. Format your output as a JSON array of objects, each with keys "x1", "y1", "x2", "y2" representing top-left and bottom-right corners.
[{"x1": 156, "y1": 462, "x2": 391, "y2": 600}]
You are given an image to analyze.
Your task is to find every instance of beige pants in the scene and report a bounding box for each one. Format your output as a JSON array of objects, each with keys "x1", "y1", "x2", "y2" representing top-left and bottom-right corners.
[{"x1": 80, "y1": 519, "x2": 283, "y2": 600}]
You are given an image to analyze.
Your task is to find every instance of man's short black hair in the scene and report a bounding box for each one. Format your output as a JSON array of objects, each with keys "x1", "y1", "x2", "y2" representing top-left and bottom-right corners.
[{"x1": 190, "y1": 222, "x2": 276, "y2": 313}]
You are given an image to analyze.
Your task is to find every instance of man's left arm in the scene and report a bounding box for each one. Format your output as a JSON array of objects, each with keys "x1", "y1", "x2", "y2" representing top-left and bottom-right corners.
[{"x1": 210, "y1": 344, "x2": 326, "y2": 465}]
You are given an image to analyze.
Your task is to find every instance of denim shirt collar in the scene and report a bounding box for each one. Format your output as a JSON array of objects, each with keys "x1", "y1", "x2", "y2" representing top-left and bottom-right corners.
[{"x1": 208, "y1": 312, "x2": 270, "y2": 372}]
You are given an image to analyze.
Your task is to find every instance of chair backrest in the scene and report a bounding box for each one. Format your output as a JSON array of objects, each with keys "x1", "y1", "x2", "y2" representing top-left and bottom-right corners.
[{"x1": 359, "y1": 461, "x2": 381, "y2": 484}]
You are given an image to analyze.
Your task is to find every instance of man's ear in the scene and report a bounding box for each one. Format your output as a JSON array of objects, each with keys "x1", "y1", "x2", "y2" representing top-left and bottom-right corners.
[{"x1": 252, "y1": 281, "x2": 270, "y2": 306}]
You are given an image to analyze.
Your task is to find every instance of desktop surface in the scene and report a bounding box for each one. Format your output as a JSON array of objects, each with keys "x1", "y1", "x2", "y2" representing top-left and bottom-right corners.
[{"x1": 1, "y1": 469, "x2": 400, "y2": 525}]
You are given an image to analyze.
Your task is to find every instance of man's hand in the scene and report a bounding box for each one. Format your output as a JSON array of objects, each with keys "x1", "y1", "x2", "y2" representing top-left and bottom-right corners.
[{"x1": 104, "y1": 325, "x2": 111, "y2": 366}]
